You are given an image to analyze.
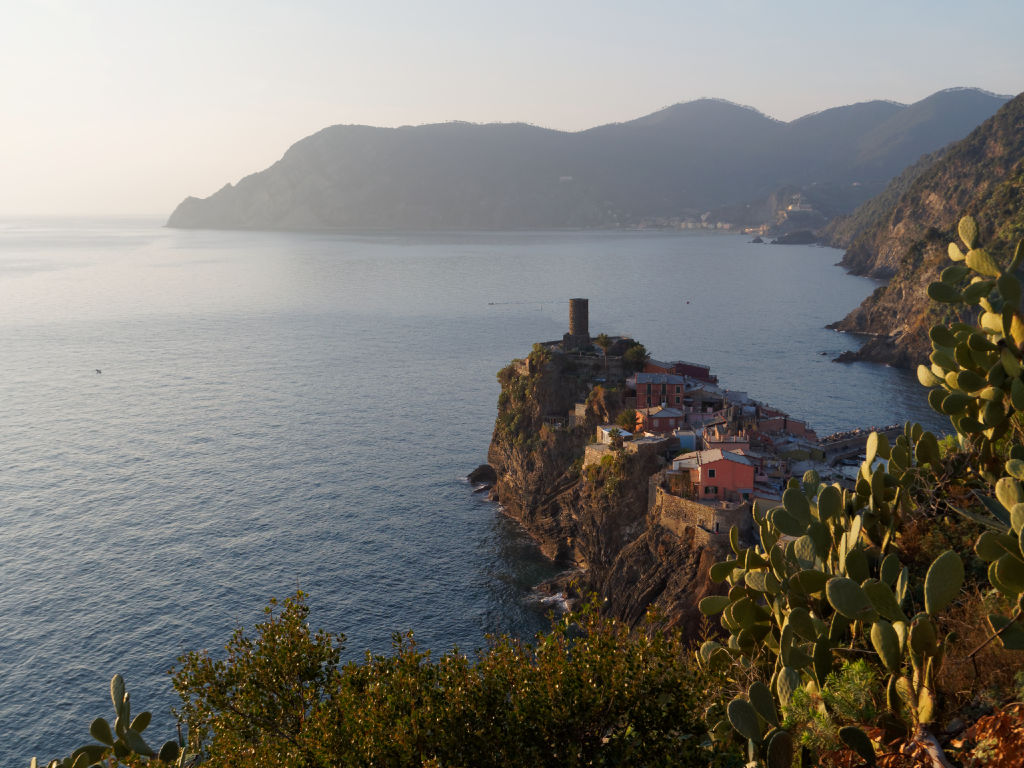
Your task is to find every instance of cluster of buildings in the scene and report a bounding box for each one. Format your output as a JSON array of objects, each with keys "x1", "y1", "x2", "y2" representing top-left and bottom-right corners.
[
  {"x1": 634, "y1": 215, "x2": 736, "y2": 231},
  {"x1": 550, "y1": 299, "x2": 830, "y2": 549},
  {"x1": 531, "y1": 298, "x2": 885, "y2": 550},
  {"x1": 583, "y1": 359, "x2": 826, "y2": 550},
  {"x1": 587, "y1": 362, "x2": 820, "y2": 508}
]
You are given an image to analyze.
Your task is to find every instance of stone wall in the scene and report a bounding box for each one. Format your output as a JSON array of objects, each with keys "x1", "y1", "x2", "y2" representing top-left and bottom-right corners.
[
  {"x1": 583, "y1": 443, "x2": 612, "y2": 467},
  {"x1": 649, "y1": 483, "x2": 751, "y2": 549},
  {"x1": 627, "y1": 436, "x2": 674, "y2": 458},
  {"x1": 584, "y1": 436, "x2": 675, "y2": 468},
  {"x1": 820, "y1": 425, "x2": 903, "y2": 464}
]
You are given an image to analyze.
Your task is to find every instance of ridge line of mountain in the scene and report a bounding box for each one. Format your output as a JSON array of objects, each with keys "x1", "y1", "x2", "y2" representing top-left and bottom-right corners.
[{"x1": 167, "y1": 88, "x2": 1009, "y2": 233}]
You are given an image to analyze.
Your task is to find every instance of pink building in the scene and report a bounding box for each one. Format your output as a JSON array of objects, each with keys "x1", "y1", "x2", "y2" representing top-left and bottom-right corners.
[{"x1": 670, "y1": 449, "x2": 755, "y2": 502}]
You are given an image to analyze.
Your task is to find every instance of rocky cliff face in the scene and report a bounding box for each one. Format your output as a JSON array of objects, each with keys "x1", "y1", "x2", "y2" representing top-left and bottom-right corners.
[
  {"x1": 827, "y1": 92, "x2": 1024, "y2": 368},
  {"x1": 486, "y1": 349, "x2": 722, "y2": 636}
]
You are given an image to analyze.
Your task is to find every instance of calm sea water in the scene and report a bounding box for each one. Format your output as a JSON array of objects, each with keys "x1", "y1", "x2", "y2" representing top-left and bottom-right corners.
[{"x1": 0, "y1": 218, "x2": 940, "y2": 762}]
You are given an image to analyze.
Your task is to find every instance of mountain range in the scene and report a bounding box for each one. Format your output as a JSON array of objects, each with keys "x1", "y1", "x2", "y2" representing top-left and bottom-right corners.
[{"x1": 166, "y1": 88, "x2": 1008, "y2": 231}]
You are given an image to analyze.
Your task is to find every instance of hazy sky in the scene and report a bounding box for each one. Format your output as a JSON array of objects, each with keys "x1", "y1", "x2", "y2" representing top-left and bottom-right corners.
[{"x1": 4, "y1": 0, "x2": 1022, "y2": 216}]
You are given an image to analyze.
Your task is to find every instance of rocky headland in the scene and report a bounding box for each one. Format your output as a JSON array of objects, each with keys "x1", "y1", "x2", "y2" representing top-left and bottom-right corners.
[{"x1": 482, "y1": 346, "x2": 721, "y2": 636}]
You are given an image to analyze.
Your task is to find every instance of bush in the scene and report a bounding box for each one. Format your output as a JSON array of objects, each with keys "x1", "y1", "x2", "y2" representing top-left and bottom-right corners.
[
  {"x1": 170, "y1": 594, "x2": 725, "y2": 767},
  {"x1": 173, "y1": 591, "x2": 342, "y2": 766},
  {"x1": 616, "y1": 408, "x2": 637, "y2": 431}
]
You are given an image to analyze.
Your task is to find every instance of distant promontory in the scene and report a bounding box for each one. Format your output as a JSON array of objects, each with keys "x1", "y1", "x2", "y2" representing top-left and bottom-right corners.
[{"x1": 167, "y1": 88, "x2": 1008, "y2": 233}]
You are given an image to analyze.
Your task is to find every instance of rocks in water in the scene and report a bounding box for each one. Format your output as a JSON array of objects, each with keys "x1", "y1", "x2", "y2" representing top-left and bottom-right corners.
[{"x1": 467, "y1": 464, "x2": 497, "y2": 484}]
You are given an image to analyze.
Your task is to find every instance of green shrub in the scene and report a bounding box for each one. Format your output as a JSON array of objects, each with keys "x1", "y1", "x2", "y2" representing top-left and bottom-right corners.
[
  {"x1": 783, "y1": 660, "x2": 880, "y2": 754},
  {"x1": 169, "y1": 594, "x2": 722, "y2": 767},
  {"x1": 616, "y1": 408, "x2": 637, "y2": 431}
]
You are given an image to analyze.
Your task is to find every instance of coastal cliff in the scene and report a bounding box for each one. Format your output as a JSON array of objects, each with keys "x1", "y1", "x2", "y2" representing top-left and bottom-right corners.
[
  {"x1": 825, "y1": 91, "x2": 1024, "y2": 367},
  {"x1": 485, "y1": 347, "x2": 721, "y2": 635}
]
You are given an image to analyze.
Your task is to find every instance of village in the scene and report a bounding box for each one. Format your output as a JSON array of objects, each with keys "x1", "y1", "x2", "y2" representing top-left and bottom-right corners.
[{"x1": 542, "y1": 299, "x2": 899, "y2": 551}]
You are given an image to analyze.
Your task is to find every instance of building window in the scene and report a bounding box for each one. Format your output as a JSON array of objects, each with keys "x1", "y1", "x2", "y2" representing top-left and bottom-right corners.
[{"x1": 708, "y1": 468, "x2": 716, "y2": 478}]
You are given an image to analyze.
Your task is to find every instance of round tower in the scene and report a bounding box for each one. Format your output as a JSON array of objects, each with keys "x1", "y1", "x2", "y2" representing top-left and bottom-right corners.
[{"x1": 568, "y1": 298, "x2": 589, "y2": 346}]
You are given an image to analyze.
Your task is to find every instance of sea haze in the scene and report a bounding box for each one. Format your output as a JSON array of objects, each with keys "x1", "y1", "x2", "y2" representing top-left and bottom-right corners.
[{"x1": 0, "y1": 218, "x2": 940, "y2": 763}]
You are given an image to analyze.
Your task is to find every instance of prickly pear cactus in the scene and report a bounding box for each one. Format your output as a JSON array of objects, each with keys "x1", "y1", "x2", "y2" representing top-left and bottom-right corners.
[
  {"x1": 701, "y1": 216, "x2": 1024, "y2": 766},
  {"x1": 699, "y1": 441, "x2": 962, "y2": 764},
  {"x1": 33, "y1": 674, "x2": 189, "y2": 768},
  {"x1": 918, "y1": 217, "x2": 1024, "y2": 648},
  {"x1": 918, "y1": 216, "x2": 1024, "y2": 457}
]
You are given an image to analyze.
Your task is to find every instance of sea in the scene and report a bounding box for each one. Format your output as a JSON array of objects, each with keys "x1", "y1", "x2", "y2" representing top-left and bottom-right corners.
[{"x1": 0, "y1": 217, "x2": 943, "y2": 763}]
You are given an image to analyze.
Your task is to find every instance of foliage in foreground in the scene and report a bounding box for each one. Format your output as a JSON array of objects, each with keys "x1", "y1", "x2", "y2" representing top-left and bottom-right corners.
[
  {"x1": 41, "y1": 594, "x2": 732, "y2": 767},
  {"x1": 167, "y1": 592, "x2": 724, "y2": 767},
  {"x1": 32, "y1": 674, "x2": 192, "y2": 768}
]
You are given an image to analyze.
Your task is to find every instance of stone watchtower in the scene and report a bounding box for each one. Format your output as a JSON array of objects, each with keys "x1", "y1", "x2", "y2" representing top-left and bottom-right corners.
[{"x1": 563, "y1": 298, "x2": 590, "y2": 350}]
